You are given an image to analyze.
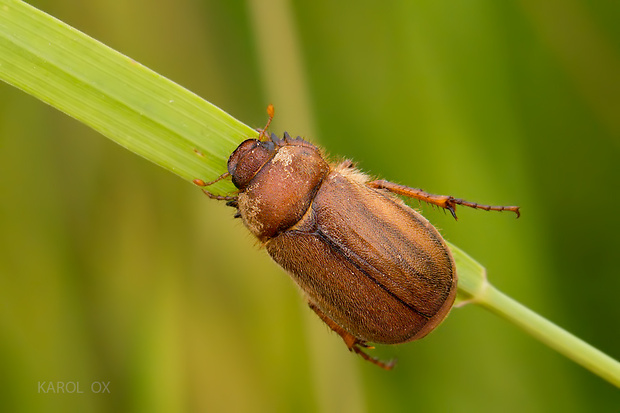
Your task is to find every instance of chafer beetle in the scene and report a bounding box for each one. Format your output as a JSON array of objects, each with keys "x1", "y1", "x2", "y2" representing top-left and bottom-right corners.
[{"x1": 194, "y1": 106, "x2": 520, "y2": 369}]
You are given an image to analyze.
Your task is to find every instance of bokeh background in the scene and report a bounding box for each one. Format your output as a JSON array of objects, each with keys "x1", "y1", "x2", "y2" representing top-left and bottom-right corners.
[{"x1": 1, "y1": 0, "x2": 619, "y2": 411}]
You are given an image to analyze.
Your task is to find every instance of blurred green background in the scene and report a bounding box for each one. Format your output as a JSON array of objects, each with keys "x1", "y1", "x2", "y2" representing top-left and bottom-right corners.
[{"x1": 1, "y1": 0, "x2": 619, "y2": 412}]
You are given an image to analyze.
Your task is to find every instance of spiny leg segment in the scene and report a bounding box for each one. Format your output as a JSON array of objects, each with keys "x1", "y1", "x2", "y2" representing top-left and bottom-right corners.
[
  {"x1": 367, "y1": 179, "x2": 520, "y2": 220},
  {"x1": 308, "y1": 302, "x2": 395, "y2": 370}
]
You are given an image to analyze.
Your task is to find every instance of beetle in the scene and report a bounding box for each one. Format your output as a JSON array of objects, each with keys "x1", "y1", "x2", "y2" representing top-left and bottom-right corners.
[{"x1": 194, "y1": 106, "x2": 520, "y2": 369}]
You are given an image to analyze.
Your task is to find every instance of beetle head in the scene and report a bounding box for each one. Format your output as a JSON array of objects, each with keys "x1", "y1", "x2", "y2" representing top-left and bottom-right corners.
[{"x1": 227, "y1": 139, "x2": 277, "y2": 190}]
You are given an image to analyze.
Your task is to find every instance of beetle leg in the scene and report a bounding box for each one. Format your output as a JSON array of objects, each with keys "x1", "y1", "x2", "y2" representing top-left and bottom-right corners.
[
  {"x1": 308, "y1": 302, "x2": 395, "y2": 370},
  {"x1": 350, "y1": 343, "x2": 396, "y2": 370},
  {"x1": 226, "y1": 199, "x2": 239, "y2": 208},
  {"x1": 200, "y1": 191, "x2": 237, "y2": 201},
  {"x1": 194, "y1": 172, "x2": 230, "y2": 187},
  {"x1": 192, "y1": 173, "x2": 238, "y2": 201},
  {"x1": 366, "y1": 179, "x2": 520, "y2": 220}
]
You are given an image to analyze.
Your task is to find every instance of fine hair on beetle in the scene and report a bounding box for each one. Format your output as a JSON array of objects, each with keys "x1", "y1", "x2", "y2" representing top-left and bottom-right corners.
[{"x1": 194, "y1": 105, "x2": 520, "y2": 369}]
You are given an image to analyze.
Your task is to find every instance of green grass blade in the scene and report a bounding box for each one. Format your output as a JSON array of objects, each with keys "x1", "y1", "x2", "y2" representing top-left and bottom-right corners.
[
  {"x1": 449, "y1": 242, "x2": 620, "y2": 387},
  {"x1": 0, "y1": 0, "x2": 254, "y2": 195},
  {"x1": 479, "y1": 283, "x2": 620, "y2": 387}
]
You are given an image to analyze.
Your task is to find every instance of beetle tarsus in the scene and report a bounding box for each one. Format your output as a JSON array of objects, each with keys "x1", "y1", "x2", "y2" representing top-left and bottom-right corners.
[
  {"x1": 351, "y1": 343, "x2": 396, "y2": 370},
  {"x1": 201, "y1": 191, "x2": 237, "y2": 201},
  {"x1": 193, "y1": 172, "x2": 237, "y2": 201},
  {"x1": 193, "y1": 172, "x2": 231, "y2": 187},
  {"x1": 452, "y1": 197, "x2": 521, "y2": 218}
]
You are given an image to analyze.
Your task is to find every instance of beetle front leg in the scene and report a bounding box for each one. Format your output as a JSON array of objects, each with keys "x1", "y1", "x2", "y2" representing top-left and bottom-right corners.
[
  {"x1": 366, "y1": 179, "x2": 520, "y2": 220},
  {"x1": 193, "y1": 173, "x2": 238, "y2": 201},
  {"x1": 308, "y1": 302, "x2": 395, "y2": 370}
]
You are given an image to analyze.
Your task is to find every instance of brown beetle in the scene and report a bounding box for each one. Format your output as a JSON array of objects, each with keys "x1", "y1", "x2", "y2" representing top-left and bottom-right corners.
[{"x1": 195, "y1": 106, "x2": 520, "y2": 369}]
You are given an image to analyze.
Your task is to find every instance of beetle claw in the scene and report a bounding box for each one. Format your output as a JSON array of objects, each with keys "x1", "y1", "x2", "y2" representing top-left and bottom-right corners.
[{"x1": 447, "y1": 205, "x2": 458, "y2": 220}]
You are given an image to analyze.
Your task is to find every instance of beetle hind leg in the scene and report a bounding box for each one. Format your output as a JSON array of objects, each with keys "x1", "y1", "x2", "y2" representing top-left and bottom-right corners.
[
  {"x1": 308, "y1": 302, "x2": 395, "y2": 370},
  {"x1": 366, "y1": 179, "x2": 520, "y2": 219},
  {"x1": 350, "y1": 342, "x2": 396, "y2": 370}
]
